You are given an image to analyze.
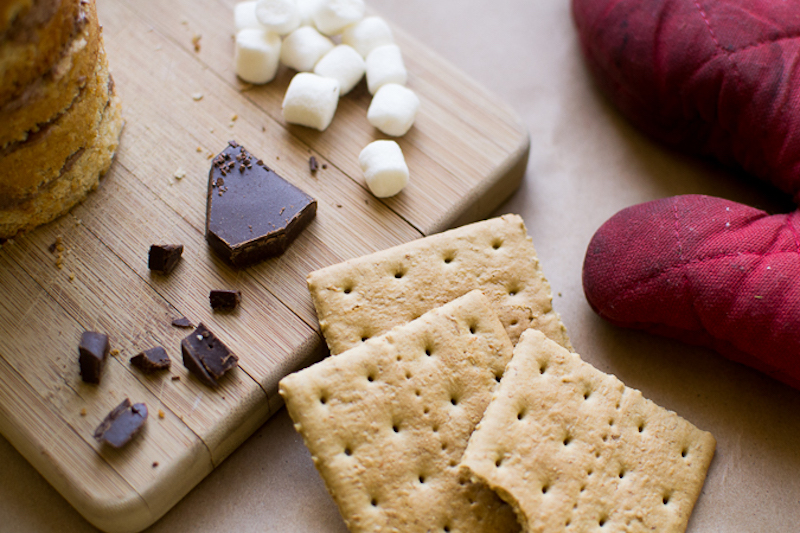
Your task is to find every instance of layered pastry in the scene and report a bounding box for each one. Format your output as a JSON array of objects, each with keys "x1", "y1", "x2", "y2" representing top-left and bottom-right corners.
[{"x1": 0, "y1": 0, "x2": 122, "y2": 239}]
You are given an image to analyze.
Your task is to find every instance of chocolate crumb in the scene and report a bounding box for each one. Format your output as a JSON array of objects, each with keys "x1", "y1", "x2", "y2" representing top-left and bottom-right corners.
[
  {"x1": 210, "y1": 289, "x2": 241, "y2": 311},
  {"x1": 94, "y1": 399, "x2": 148, "y2": 448},
  {"x1": 309, "y1": 156, "x2": 318, "y2": 173},
  {"x1": 171, "y1": 375, "x2": 181, "y2": 381},
  {"x1": 171, "y1": 316, "x2": 194, "y2": 328},
  {"x1": 322, "y1": 164, "x2": 327, "y2": 169},
  {"x1": 152, "y1": 462, "x2": 159, "y2": 468},
  {"x1": 181, "y1": 324, "x2": 238, "y2": 387},
  {"x1": 79, "y1": 331, "x2": 110, "y2": 384},
  {"x1": 148, "y1": 244, "x2": 184, "y2": 274},
  {"x1": 130, "y1": 347, "x2": 171, "y2": 373}
]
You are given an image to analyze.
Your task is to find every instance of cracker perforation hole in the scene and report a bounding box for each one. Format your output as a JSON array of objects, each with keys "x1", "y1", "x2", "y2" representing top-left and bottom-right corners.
[
  {"x1": 443, "y1": 252, "x2": 455, "y2": 264},
  {"x1": 637, "y1": 421, "x2": 645, "y2": 433},
  {"x1": 343, "y1": 285, "x2": 353, "y2": 294},
  {"x1": 663, "y1": 493, "x2": 671, "y2": 505},
  {"x1": 419, "y1": 475, "x2": 426, "y2": 484},
  {"x1": 392, "y1": 423, "x2": 400, "y2": 433},
  {"x1": 361, "y1": 335, "x2": 370, "y2": 342},
  {"x1": 405, "y1": 370, "x2": 412, "y2": 380},
  {"x1": 583, "y1": 388, "x2": 592, "y2": 400},
  {"x1": 599, "y1": 516, "x2": 608, "y2": 527},
  {"x1": 539, "y1": 362, "x2": 548, "y2": 375},
  {"x1": 517, "y1": 408, "x2": 526, "y2": 420},
  {"x1": 541, "y1": 483, "x2": 550, "y2": 494},
  {"x1": 444, "y1": 526, "x2": 451, "y2": 532},
  {"x1": 344, "y1": 446, "x2": 352, "y2": 456},
  {"x1": 681, "y1": 447, "x2": 688, "y2": 458},
  {"x1": 393, "y1": 267, "x2": 405, "y2": 279},
  {"x1": 492, "y1": 239, "x2": 503, "y2": 250},
  {"x1": 468, "y1": 322, "x2": 478, "y2": 335},
  {"x1": 495, "y1": 456, "x2": 503, "y2": 467},
  {"x1": 563, "y1": 435, "x2": 572, "y2": 446},
  {"x1": 450, "y1": 396, "x2": 459, "y2": 406},
  {"x1": 367, "y1": 372, "x2": 375, "y2": 382},
  {"x1": 495, "y1": 373, "x2": 503, "y2": 383},
  {"x1": 370, "y1": 498, "x2": 378, "y2": 507},
  {"x1": 319, "y1": 395, "x2": 328, "y2": 405},
  {"x1": 618, "y1": 468, "x2": 625, "y2": 479}
]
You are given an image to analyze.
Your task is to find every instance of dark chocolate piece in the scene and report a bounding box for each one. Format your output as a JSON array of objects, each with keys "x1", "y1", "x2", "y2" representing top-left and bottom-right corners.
[
  {"x1": 309, "y1": 155, "x2": 318, "y2": 173},
  {"x1": 206, "y1": 141, "x2": 317, "y2": 266},
  {"x1": 148, "y1": 244, "x2": 184, "y2": 273},
  {"x1": 130, "y1": 347, "x2": 171, "y2": 373},
  {"x1": 93, "y1": 399, "x2": 148, "y2": 448},
  {"x1": 79, "y1": 331, "x2": 110, "y2": 384},
  {"x1": 210, "y1": 289, "x2": 241, "y2": 310},
  {"x1": 181, "y1": 323, "x2": 238, "y2": 387},
  {"x1": 171, "y1": 316, "x2": 194, "y2": 328}
]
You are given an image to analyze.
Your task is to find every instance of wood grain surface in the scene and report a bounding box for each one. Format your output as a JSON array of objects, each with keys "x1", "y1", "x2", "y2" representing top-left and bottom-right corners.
[{"x1": 0, "y1": 0, "x2": 529, "y2": 531}]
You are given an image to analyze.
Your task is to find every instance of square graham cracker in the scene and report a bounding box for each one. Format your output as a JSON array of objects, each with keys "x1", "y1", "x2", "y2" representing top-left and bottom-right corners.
[
  {"x1": 461, "y1": 329, "x2": 716, "y2": 533},
  {"x1": 279, "y1": 291, "x2": 521, "y2": 533},
  {"x1": 307, "y1": 214, "x2": 571, "y2": 355}
]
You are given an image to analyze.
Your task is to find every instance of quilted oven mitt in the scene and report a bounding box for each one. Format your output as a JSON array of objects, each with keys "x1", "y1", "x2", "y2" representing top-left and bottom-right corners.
[
  {"x1": 583, "y1": 195, "x2": 800, "y2": 390},
  {"x1": 572, "y1": 0, "x2": 800, "y2": 200},
  {"x1": 574, "y1": 0, "x2": 800, "y2": 388}
]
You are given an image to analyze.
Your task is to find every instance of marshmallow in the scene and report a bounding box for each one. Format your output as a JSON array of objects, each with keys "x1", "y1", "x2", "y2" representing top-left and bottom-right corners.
[
  {"x1": 234, "y1": 1, "x2": 263, "y2": 31},
  {"x1": 280, "y1": 26, "x2": 335, "y2": 71},
  {"x1": 342, "y1": 16, "x2": 394, "y2": 58},
  {"x1": 367, "y1": 84, "x2": 420, "y2": 137},
  {"x1": 282, "y1": 72, "x2": 340, "y2": 130},
  {"x1": 313, "y1": 45, "x2": 365, "y2": 95},
  {"x1": 255, "y1": 0, "x2": 301, "y2": 35},
  {"x1": 296, "y1": 0, "x2": 324, "y2": 26},
  {"x1": 312, "y1": 0, "x2": 365, "y2": 35},
  {"x1": 365, "y1": 44, "x2": 407, "y2": 94},
  {"x1": 358, "y1": 140, "x2": 409, "y2": 197},
  {"x1": 234, "y1": 28, "x2": 282, "y2": 84}
]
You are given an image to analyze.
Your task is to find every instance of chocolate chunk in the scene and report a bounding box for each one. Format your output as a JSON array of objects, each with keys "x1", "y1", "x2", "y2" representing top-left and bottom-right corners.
[
  {"x1": 130, "y1": 347, "x2": 171, "y2": 373},
  {"x1": 181, "y1": 323, "x2": 238, "y2": 387},
  {"x1": 94, "y1": 399, "x2": 148, "y2": 448},
  {"x1": 171, "y1": 316, "x2": 194, "y2": 328},
  {"x1": 148, "y1": 244, "x2": 184, "y2": 273},
  {"x1": 206, "y1": 141, "x2": 317, "y2": 266},
  {"x1": 210, "y1": 289, "x2": 241, "y2": 310},
  {"x1": 309, "y1": 155, "x2": 318, "y2": 173},
  {"x1": 79, "y1": 331, "x2": 110, "y2": 384}
]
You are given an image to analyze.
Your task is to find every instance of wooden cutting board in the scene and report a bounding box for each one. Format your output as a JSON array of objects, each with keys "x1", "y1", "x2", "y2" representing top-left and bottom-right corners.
[{"x1": 0, "y1": 0, "x2": 529, "y2": 531}]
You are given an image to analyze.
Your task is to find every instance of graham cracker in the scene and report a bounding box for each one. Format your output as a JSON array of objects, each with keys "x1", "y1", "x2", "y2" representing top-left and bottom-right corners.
[
  {"x1": 307, "y1": 214, "x2": 571, "y2": 355},
  {"x1": 461, "y1": 329, "x2": 716, "y2": 533},
  {"x1": 279, "y1": 290, "x2": 521, "y2": 533}
]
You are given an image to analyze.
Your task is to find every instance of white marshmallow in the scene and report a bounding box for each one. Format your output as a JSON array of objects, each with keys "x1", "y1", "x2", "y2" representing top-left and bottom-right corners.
[
  {"x1": 282, "y1": 72, "x2": 340, "y2": 130},
  {"x1": 255, "y1": 0, "x2": 301, "y2": 35},
  {"x1": 367, "y1": 84, "x2": 420, "y2": 137},
  {"x1": 280, "y1": 26, "x2": 335, "y2": 72},
  {"x1": 234, "y1": 1, "x2": 263, "y2": 31},
  {"x1": 296, "y1": 0, "x2": 324, "y2": 26},
  {"x1": 312, "y1": 0, "x2": 365, "y2": 35},
  {"x1": 341, "y1": 16, "x2": 394, "y2": 58},
  {"x1": 365, "y1": 44, "x2": 407, "y2": 94},
  {"x1": 313, "y1": 45, "x2": 365, "y2": 95},
  {"x1": 359, "y1": 140, "x2": 409, "y2": 197},
  {"x1": 234, "y1": 28, "x2": 282, "y2": 84}
]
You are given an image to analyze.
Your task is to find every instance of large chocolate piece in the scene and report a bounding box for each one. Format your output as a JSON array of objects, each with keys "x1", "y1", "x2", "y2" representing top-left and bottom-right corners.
[
  {"x1": 94, "y1": 399, "x2": 148, "y2": 448},
  {"x1": 79, "y1": 331, "x2": 109, "y2": 384},
  {"x1": 181, "y1": 323, "x2": 239, "y2": 387},
  {"x1": 206, "y1": 141, "x2": 317, "y2": 266},
  {"x1": 130, "y1": 346, "x2": 171, "y2": 373},
  {"x1": 209, "y1": 289, "x2": 241, "y2": 310},
  {"x1": 148, "y1": 244, "x2": 184, "y2": 273}
]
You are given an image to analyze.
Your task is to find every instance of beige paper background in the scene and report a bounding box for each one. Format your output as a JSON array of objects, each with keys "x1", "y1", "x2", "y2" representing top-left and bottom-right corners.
[{"x1": 3, "y1": 0, "x2": 800, "y2": 531}]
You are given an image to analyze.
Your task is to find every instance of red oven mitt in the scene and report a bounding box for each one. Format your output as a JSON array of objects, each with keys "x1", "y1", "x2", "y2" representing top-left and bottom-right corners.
[
  {"x1": 572, "y1": 0, "x2": 800, "y2": 200},
  {"x1": 583, "y1": 195, "x2": 800, "y2": 389},
  {"x1": 573, "y1": 0, "x2": 800, "y2": 388}
]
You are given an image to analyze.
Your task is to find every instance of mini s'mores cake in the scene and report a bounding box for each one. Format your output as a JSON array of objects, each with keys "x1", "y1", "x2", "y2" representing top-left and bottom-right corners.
[{"x1": 0, "y1": 0, "x2": 123, "y2": 239}]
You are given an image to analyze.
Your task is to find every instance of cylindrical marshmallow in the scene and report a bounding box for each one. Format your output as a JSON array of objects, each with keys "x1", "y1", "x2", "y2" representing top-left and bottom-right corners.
[
  {"x1": 234, "y1": 28, "x2": 282, "y2": 84},
  {"x1": 255, "y1": 0, "x2": 301, "y2": 35},
  {"x1": 282, "y1": 72, "x2": 340, "y2": 130},
  {"x1": 234, "y1": 1, "x2": 263, "y2": 31},
  {"x1": 367, "y1": 84, "x2": 420, "y2": 137},
  {"x1": 280, "y1": 26, "x2": 335, "y2": 72},
  {"x1": 359, "y1": 140, "x2": 409, "y2": 198},
  {"x1": 297, "y1": 0, "x2": 324, "y2": 26},
  {"x1": 313, "y1": 45, "x2": 365, "y2": 95},
  {"x1": 312, "y1": 0, "x2": 365, "y2": 35},
  {"x1": 342, "y1": 16, "x2": 394, "y2": 58},
  {"x1": 365, "y1": 44, "x2": 407, "y2": 94}
]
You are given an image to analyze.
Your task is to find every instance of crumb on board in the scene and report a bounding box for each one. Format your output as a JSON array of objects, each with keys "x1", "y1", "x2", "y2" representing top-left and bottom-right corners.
[
  {"x1": 192, "y1": 93, "x2": 203, "y2": 101},
  {"x1": 110, "y1": 348, "x2": 120, "y2": 357},
  {"x1": 158, "y1": 409, "x2": 165, "y2": 419},
  {"x1": 192, "y1": 34, "x2": 201, "y2": 52},
  {"x1": 174, "y1": 168, "x2": 186, "y2": 180},
  {"x1": 80, "y1": 408, "x2": 87, "y2": 416}
]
